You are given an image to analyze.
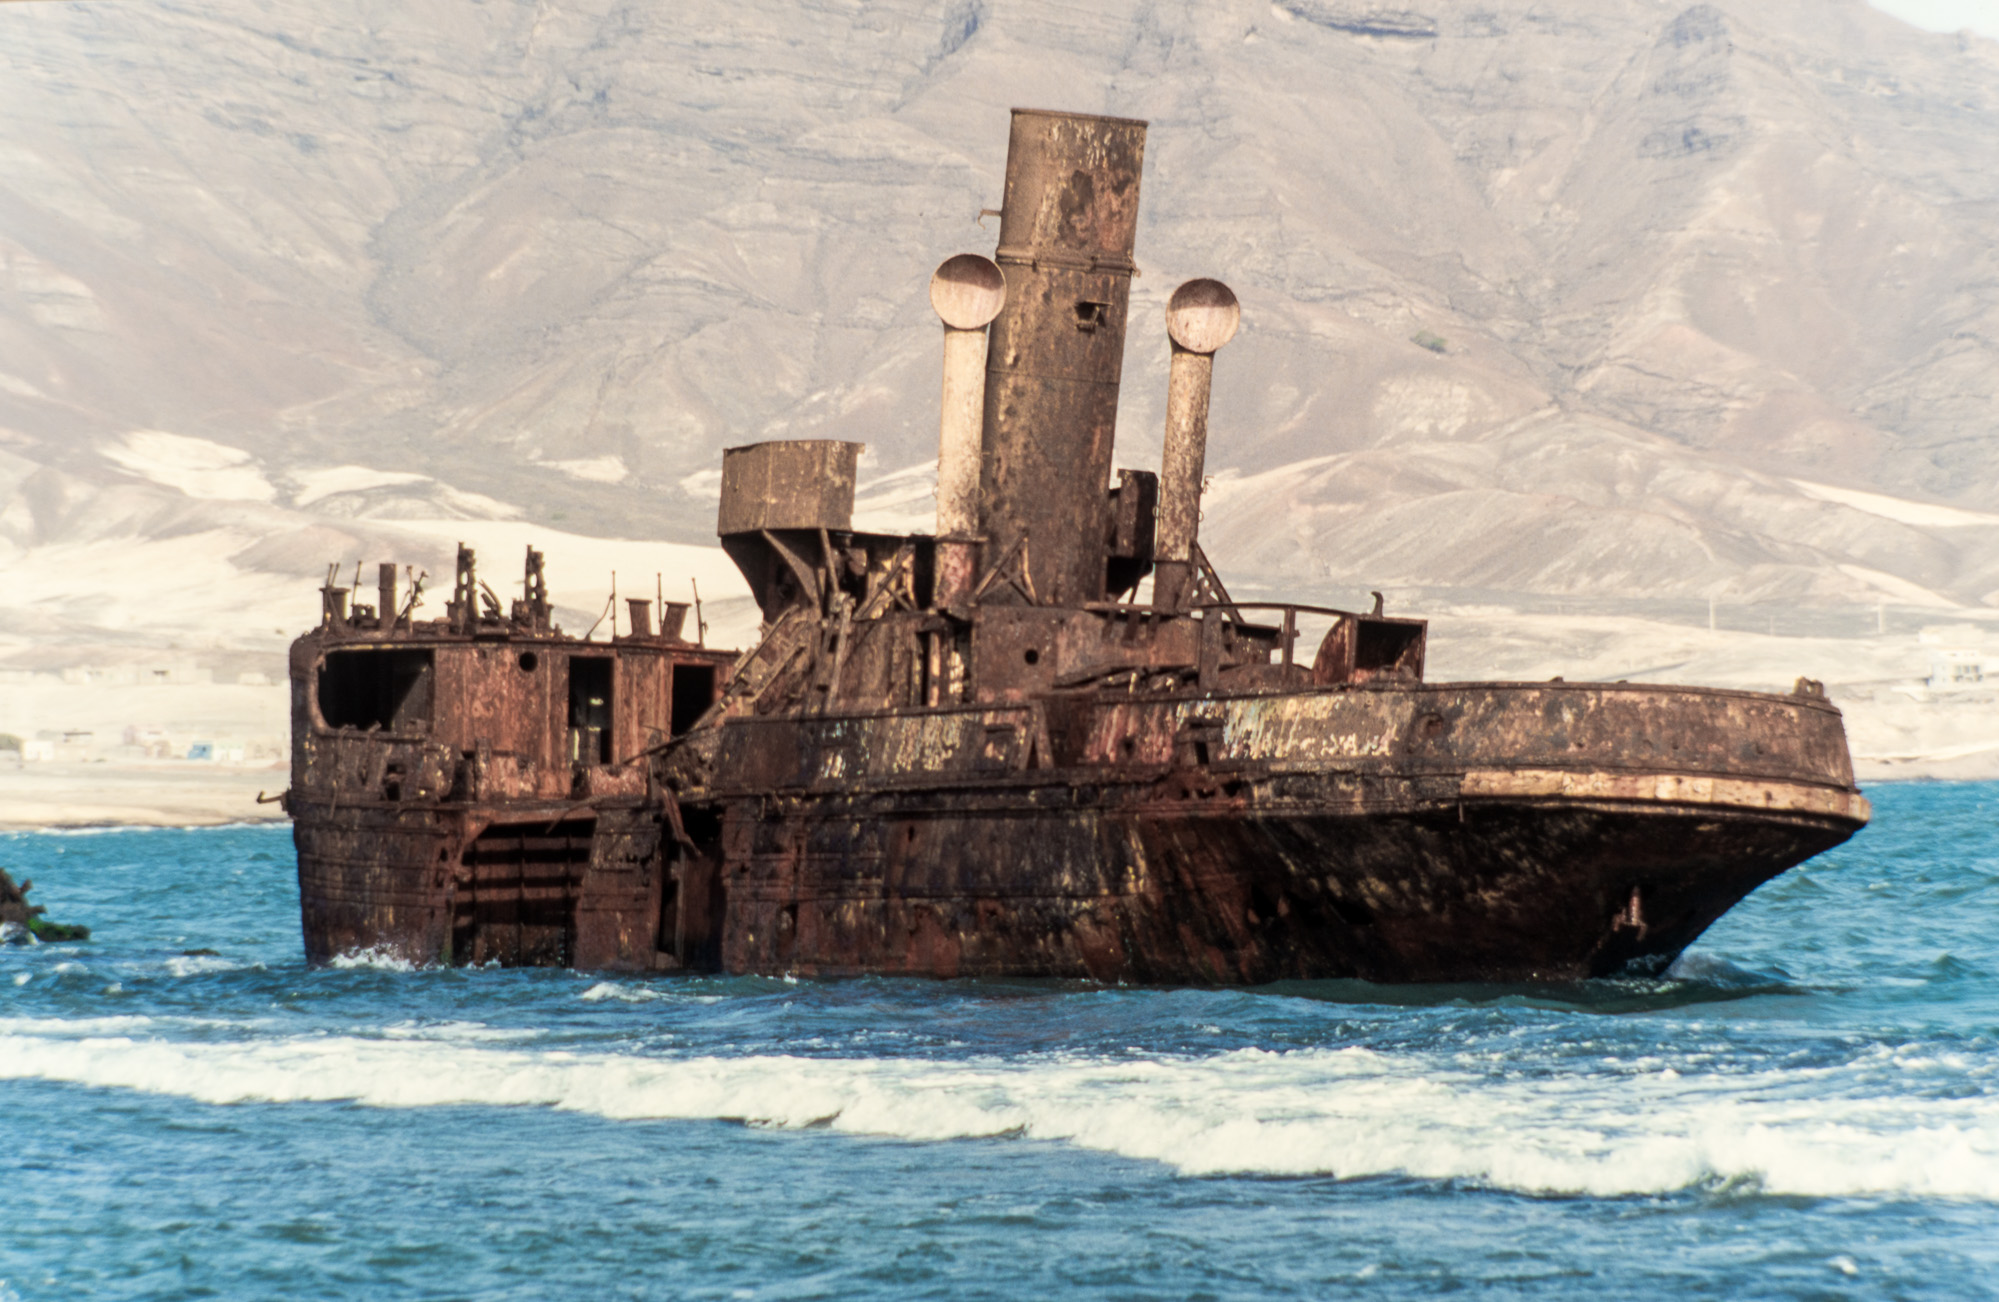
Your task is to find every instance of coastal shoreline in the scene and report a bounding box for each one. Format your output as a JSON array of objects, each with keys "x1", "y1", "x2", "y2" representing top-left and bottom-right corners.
[{"x1": 0, "y1": 762, "x2": 289, "y2": 832}]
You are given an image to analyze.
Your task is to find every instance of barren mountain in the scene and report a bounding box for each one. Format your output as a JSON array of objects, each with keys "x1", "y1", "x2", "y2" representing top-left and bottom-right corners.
[{"x1": 3, "y1": 0, "x2": 1999, "y2": 675}]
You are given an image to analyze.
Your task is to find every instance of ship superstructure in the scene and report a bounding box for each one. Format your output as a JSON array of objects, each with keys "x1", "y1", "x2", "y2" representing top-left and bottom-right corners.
[{"x1": 289, "y1": 547, "x2": 731, "y2": 968}]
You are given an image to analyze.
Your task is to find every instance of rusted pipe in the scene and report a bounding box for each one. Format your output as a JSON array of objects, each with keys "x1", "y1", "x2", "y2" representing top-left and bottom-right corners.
[
  {"x1": 981, "y1": 109, "x2": 1148, "y2": 607},
  {"x1": 377, "y1": 563, "x2": 397, "y2": 631},
  {"x1": 930, "y1": 253, "x2": 1007, "y2": 609},
  {"x1": 1152, "y1": 278, "x2": 1240, "y2": 611}
]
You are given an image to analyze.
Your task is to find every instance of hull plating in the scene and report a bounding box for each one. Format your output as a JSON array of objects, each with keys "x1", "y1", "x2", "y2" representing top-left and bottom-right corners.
[
  {"x1": 294, "y1": 680, "x2": 1866, "y2": 984},
  {"x1": 717, "y1": 784, "x2": 1855, "y2": 983}
]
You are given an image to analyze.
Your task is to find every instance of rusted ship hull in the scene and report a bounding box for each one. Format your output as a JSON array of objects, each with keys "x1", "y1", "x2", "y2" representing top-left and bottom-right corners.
[
  {"x1": 718, "y1": 788, "x2": 1856, "y2": 983},
  {"x1": 294, "y1": 801, "x2": 674, "y2": 970},
  {"x1": 293, "y1": 773, "x2": 1860, "y2": 981},
  {"x1": 294, "y1": 678, "x2": 1863, "y2": 982},
  {"x1": 296, "y1": 771, "x2": 1858, "y2": 982},
  {"x1": 697, "y1": 682, "x2": 1866, "y2": 983}
]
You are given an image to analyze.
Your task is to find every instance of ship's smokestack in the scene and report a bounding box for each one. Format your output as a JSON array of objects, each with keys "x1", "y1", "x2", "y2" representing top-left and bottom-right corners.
[
  {"x1": 980, "y1": 109, "x2": 1147, "y2": 607},
  {"x1": 1151, "y1": 278, "x2": 1240, "y2": 611},
  {"x1": 929, "y1": 253, "x2": 1007, "y2": 608}
]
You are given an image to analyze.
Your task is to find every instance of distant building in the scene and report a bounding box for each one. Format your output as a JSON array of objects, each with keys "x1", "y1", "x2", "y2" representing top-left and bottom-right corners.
[
  {"x1": 58, "y1": 661, "x2": 213, "y2": 686},
  {"x1": 1920, "y1": 626, "x2": 1991, "y2": 692}
]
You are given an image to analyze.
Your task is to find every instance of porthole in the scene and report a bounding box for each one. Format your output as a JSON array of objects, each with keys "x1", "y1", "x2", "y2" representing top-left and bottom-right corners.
[
  {"x1": 518, "y1": 651, "x2": 539, "y2": 672},
  {"x1": 1023, "y1": 648, "x2": 1041, "y2": 666}
]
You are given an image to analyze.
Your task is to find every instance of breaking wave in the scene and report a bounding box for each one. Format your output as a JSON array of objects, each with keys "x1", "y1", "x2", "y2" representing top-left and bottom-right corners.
[
  {"x1": 577, "y1": 981, "x2": 725, "y2": 1004},
  {"x1": 161, "y1": 954, "x2": 252, "y2": 978},
  {"x1": 579, "y1": 981, "x2": 670, "y2": 1003},
  {"x1": 325, "y1": 947, "x2": 420, "y2": 972},
  {"x1": 2, "y1": 1023, "x2": 1993, "y2": 1200}
]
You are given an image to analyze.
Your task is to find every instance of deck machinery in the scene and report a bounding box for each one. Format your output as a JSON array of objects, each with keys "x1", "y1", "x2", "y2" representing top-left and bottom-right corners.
[{"x1": 290, "y1": 109, "x2": 1868, "y2": 982}]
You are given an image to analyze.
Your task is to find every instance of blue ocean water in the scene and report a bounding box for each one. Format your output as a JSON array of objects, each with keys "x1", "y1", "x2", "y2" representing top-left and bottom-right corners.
[{"x1": 2, "y1": 785, "x2": 1996, "y2": 1301}]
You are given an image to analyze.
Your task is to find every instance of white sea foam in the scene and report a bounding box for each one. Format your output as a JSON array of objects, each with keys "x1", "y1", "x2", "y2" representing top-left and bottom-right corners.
[
  {"x1": 577, "y1": 981, "x2": 726, "y2": 1005},
  {"x1": 162, "y1": 954, "x2": 247, "y2": 978},
  {"x1": 580, "y1": 981, "x2": 666, "y2": 1003},
  {"x1": 377, "y1": 1021, "x2": 542, "y2": 1043},
  {"x1": 0, "y1": 1015, "x2": 165, "y2": 1036},
  {"x1": 326, "y1": 947, "x2": 420, "y2": 972},
  {"x1": 1, "y1": 1030, "x2": 1995, "y2": 1200}
]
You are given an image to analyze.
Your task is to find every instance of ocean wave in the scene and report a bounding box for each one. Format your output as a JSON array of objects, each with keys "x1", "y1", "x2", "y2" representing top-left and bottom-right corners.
[
  {"x1": 378, "y1": 1020, "x2": 543, "y2": 1043},
  {"x1": 2, "y1": 1032, "x2": 1995, "y2": 1200},
  {"x1": 580, "y1": 981, "x2": 669, "y2": 1003},
  {"x1": 326, "y1": 947, "x2": 420, "y2": 972},
  {"x1": 162, "y1": 954, "x2": 250, "y2": 978},
  {"x1": 577, "y1": 981, "x2": 724, "y2": 1004},
  {"x1": 0, "y1": 1015, "x2": 164, "y2": 1036}
]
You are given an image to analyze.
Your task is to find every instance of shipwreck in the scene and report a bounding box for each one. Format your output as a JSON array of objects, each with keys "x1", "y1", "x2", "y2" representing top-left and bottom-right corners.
[{"x1": 288, "y1": 109, "x2": 1868, "y2": 982}]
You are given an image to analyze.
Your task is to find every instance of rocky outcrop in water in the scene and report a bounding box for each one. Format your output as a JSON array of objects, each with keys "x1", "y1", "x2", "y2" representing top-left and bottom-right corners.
[{"x1": 0, "y1": 868, "x2": 89, "y2": 943}]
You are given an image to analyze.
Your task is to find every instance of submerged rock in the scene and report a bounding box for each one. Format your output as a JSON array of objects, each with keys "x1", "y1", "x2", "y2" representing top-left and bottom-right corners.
[{"x1": 0, "y1": 867, "x2": 89, "y2": 943}]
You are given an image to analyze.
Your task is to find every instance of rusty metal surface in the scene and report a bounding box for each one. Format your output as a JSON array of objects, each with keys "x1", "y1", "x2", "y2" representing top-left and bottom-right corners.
[
  {"x1": 680, "y1": 678, "x2": 1863, "y2": 981},
  {"x1": 717, "y1": 441, "x2": 860, "y2": 537},
  {"x1": 1154, "y1": 279, "x2": 1241, "y2": 611},
  {"x1": 931, "y1": 254, "x2": 1007, "y2": 607},
  {"x1": 288, "y1": 107, "x2": 1870, "y2": 984},
  {"x1": 287, "y1": 544, "x2": 732, "y2": 969},
  {"x1": 981, "y1": 109, "x2": 1147, "y2": 607},
  {"x1": 713, "y1": 790, "x2": 1853, "y2": 983}
]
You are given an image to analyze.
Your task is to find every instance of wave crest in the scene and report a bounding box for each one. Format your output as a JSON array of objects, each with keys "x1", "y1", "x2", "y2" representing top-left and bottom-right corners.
[{"x1": 1, "y1": 1032, "x2": 1994, "y2": 1200}]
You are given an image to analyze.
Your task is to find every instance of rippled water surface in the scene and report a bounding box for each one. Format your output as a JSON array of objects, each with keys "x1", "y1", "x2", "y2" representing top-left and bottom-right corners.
[{"x1": 3, "y1": 783, "x2": 1997, "y2": 1300}]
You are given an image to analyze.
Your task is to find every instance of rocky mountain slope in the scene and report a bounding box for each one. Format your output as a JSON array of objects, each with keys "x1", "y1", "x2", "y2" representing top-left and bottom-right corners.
[{"x1": 3, "y1": 0, "x2": 1998, "y2": 674}]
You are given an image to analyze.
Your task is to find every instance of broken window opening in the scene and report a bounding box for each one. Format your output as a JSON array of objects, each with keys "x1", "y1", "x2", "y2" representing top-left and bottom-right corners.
[
  {"x1": 670, "y1": 663, "x2": 718, "y2": 737},
  {"x1": 316, "y1": 649, "x2": 434, "y2": 732},
  {"x1": 1355, "y1": 621, "x2": 1423, "y2": 676},
  {"x1": 567, "y1": 657, "x2": 614, "y2": 765}
]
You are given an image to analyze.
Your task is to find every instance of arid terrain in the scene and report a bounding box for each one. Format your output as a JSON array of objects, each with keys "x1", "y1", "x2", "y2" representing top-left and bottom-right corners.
[{"x1": 3, "y1": 0, "x2": 1998, "y2": 822}]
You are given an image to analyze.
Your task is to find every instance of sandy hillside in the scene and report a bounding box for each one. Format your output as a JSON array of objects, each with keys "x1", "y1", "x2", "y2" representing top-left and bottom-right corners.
[{"x1": 3, "y1": 0, "x2": 1999, "y2": 820}]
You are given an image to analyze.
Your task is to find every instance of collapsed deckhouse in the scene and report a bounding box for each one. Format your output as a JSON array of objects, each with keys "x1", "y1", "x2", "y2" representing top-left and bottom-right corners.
[{"x1": 290, "y1": 109, "x2": 1867, "y2": 982}]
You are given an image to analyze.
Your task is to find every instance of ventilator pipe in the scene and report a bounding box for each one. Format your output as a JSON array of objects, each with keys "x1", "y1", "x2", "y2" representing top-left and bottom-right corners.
[
  {"x1": 377, "y1": 562, "x2": 397, "y2": 631},
  {"x1": 1152, "y1": 279, "x2": 1241, "y2": 611},
  {"x1": 929, "y1": 253, "x2": 1007, "y2": 609}
]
